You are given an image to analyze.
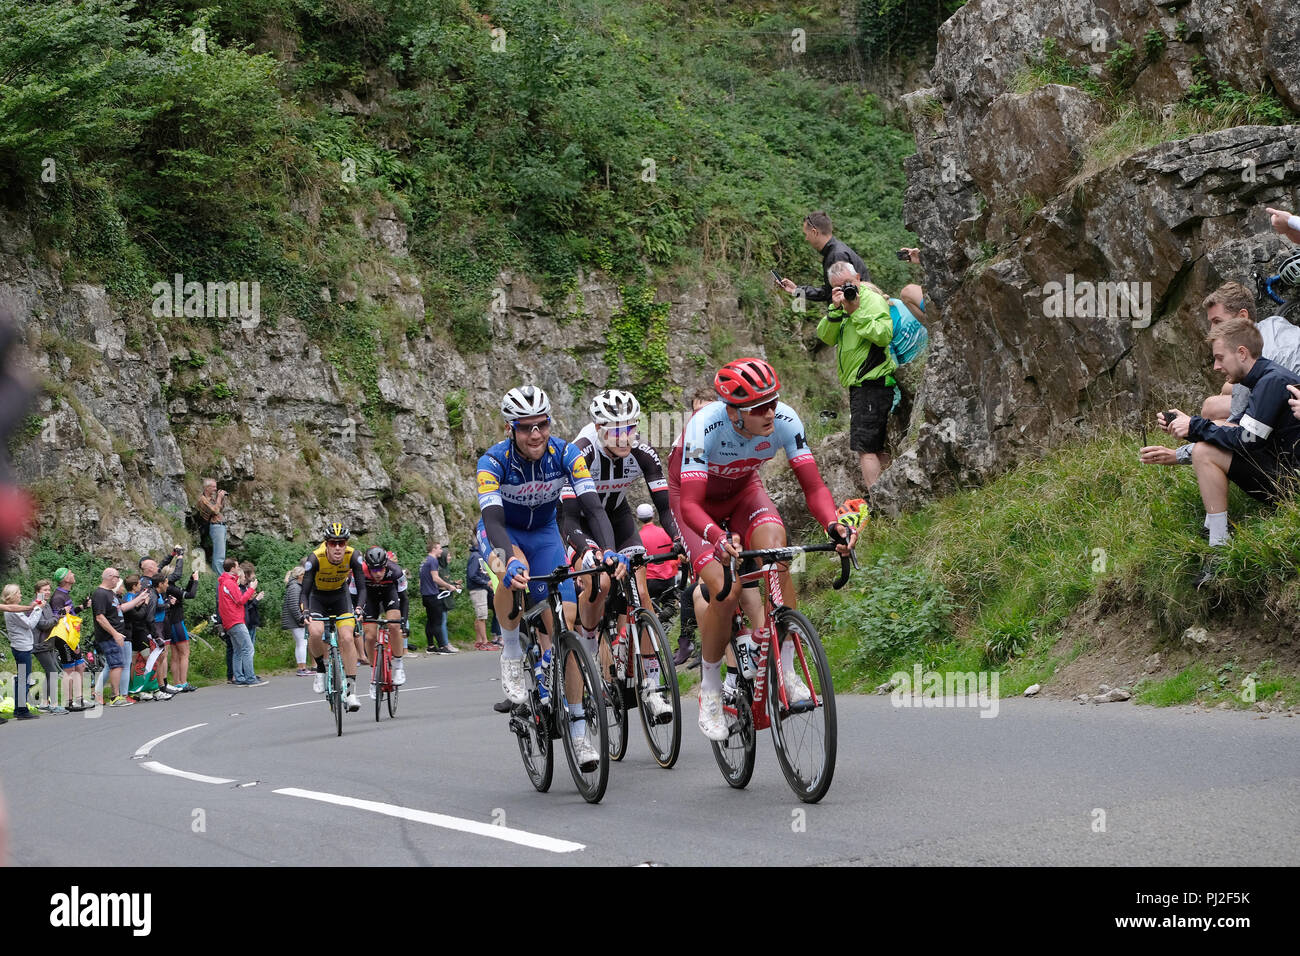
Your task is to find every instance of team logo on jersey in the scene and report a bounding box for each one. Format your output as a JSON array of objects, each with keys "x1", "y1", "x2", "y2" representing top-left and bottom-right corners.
[
  {"x1": 571, "y1": 456, "x2": 592, "y2": 480},
  {"x1": 477, "y1": 470, "x2": 500, "y2": 494},
  {"x1": 755, "y1": 441, "x2": 771, "y2": 451},
  {"x1": 686, "y1": 446, "x2": 705, "y2": 461},
  {"x1": 794, "y1": 431, "x2": 808, "y2": 449}
]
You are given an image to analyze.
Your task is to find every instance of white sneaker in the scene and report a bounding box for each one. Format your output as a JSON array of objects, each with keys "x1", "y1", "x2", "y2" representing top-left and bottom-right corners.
[
  {"x1": 442, "y1": 644, "x2": 459, "y2": 654},
  {"x1": 393, "y1": 661, "x2": 407, "y2": 686},
  {"x1": 345, "y1": 692, "x2": 361, "y2": 712},
  {"x1": 313, "y1": 672, "x2": 324, "y2": 694},
  {"x1": 571, "y1": 734, "x2": 600, "y2": 773},
  {"x1": 641, "y1": 678, "x2": 673, "y2": 722},
  {"x1": 784, "y1": 668, "x2": 812, "y2": 705},
  {"x1": 501, "y1": 657, "x2": 526, "y2": 704},
  {"x1": 698, "y1": 688, "x2": 728, "y2": 741},
  {"x1": 154, "y1": 690, "x2": 174, "y2": 701},
  {"x1": 137, "y1": 691, "x2": 155, "y2": 701}
]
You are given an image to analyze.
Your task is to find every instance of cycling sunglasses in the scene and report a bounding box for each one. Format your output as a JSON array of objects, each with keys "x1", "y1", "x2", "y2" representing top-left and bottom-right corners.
[
  {"x1": 511, "y1": 417, "x2": 552, "y2": 435},
  {"x1": 738, "y1": 397, "x2": 779, "y2": 414},
  {"x1": 599, "y1": 423, "x2": 638, "y2": 438}
]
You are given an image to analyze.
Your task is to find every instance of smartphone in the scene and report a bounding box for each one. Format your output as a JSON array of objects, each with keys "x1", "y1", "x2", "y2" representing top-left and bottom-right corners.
[
  {"x1": 770, "y1": 269, "x2": 784, "y2": 285},
  {"x1": 896, "y1": 249, "x2": 910, "y2": 261}
]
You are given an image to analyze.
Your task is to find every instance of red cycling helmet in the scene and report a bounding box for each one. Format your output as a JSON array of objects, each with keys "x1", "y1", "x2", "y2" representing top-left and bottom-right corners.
[{"x1": 714, "y1": 357, "x2": 780, "y2": 407}]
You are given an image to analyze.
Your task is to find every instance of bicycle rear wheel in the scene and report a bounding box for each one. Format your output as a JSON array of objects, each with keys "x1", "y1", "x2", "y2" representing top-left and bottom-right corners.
[
  {"x1": 633, "y1": 609, "x2": 681, "y2": 769},
  {"x1": 710, "y1": 674, "x2": 756, "y2": 789},
  {"x1": 768, "y1": 609, "x2": 836, "y2": 803},
  {"x1": 373, "y1": 648, "x2": 384, "y2": 722},
  {"x1": 555, "y1": 631, "x2": 609, "y2": 804},
  {"x1": 599, "y1": 628, "x2": 629, "y2": 761},
  {"x1": 387, "y1": 679, "x2": 398, "y2": 718},
  {"x1": 515, "y1": 690, "x2": 553, "y2": 793}
]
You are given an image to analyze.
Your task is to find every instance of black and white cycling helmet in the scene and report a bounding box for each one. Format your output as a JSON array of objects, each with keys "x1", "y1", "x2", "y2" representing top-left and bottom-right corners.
[
  {"x1": 500, "y1": 385, "x2": 551, "y2": 420},
  {"x1": 589, "y1": 389, "x2": 640, "y2": 426},
  {"x1": 1279, "y1": 252, "x2": 1300, "y2": 288}
]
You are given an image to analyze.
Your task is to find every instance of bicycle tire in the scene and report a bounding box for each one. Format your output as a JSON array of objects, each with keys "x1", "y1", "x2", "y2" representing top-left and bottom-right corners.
[
  {"x1": 387, "y1": 681, "x2": 398, "y2": 717},
  {"x1": 555, "y1": 630, "x2": 609, "y2": 804},
  {"x1": 331, "y1": 646, "x2": 344, "y2": 737},
  {"x1": 374, "y1": 644, "x2": 384, "y2": 722},
  {"x1": 600, "y1": 628, "x2": 629, "y2": 761},
  {"x1": 710, "y1": 673, "x2": 756, "y2": 789},
  {"x1": 633, "y1": 608, "x2": 681, "y2": 769},
  {"x1": 768, "y1": 608, "x2": 837, "y2": 803},
  {"x1": 517, "y1": 684, "x2": 554, "y2": 793}
]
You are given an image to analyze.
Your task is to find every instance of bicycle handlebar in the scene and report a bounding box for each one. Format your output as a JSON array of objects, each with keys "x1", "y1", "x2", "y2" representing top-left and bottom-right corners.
[{"x1": 717, "y1": 540, "x2": 853, "y2": 602}]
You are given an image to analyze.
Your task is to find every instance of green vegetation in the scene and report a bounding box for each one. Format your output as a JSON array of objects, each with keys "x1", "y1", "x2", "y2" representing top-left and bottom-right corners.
[
  {"x1": 801, "y1": 434, "x2": 1300, "y2": 695},
  {"x1": 856, "y1": 0, "x2": 966, "y2": 61}
]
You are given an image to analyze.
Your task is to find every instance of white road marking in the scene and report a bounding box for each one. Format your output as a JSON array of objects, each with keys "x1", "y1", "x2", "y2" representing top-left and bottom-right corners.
[
  {"x1": 134, "y1": 722, "x2": 209, "y2": 757},
  {"x1": 266, "y1": 684, "x2": 438, "y2": 710},
  {"x1": 140, "y1": 760, "x2": 235, "y2": 785},
  {"x1": 273, "y1": 787, "x2": 585, "y2": 854}
]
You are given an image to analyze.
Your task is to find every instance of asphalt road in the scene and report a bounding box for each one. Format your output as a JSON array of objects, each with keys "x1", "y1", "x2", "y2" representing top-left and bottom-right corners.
[{"x1": 5, "y1": 650, "x2": 1298, "y2": 866}]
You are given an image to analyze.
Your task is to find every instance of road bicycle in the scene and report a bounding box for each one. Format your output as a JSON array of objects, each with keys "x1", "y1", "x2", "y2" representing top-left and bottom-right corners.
[
  {"x1": 1254, "y1": 250, "x2": 1300, "y2": 320},
  {"x1": 363, "y1": 612, "x2": 401, "y2": 721},
  {"x1": 310, "y1": 612, "x2": 351, "y2": 737},
  {"x1": 709, "y1": 539, "x2": 852, "y2": 803},
  {"x1": 596, "y1": 546, "x2": 683, "y2": 768},
  {"x1": 505, "y1": 563, "x2": 610, "y2": 804}
]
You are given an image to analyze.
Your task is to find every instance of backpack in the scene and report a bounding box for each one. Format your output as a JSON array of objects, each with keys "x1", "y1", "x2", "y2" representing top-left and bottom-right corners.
[{"x1": 889, "y1": 298, "x2": 929, "y2": 366}]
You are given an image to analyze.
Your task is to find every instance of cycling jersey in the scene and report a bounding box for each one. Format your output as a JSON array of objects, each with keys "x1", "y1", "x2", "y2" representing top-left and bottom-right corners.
[
  {"x1": 362, "y1": 558, "x2": 403, "y2": 589},
  {"x1": 302, "y1": 544, "x2": 368, "y2": 612},
  {"x1": 668, "y1": 401, "x2": 837, "y2": 549},
  {"x1": 560, "y1": 423, "x2": 680, "y2": 548}
]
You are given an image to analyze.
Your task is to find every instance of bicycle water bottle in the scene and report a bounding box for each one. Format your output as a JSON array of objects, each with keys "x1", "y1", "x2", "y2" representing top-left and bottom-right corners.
[
  {"x1": 535, "y1": 647, "x2": 552, "y2": 705},
  {"x1": 736, "y1": 629, "x2": 760, "y2": 680},
  {"x1": 614, "y1": 624, "x2": 627, "y2": 680}
]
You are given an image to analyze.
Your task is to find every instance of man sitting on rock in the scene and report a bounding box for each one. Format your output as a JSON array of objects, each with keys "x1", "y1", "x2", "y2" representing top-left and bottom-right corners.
[{"x1": 1158, "y1": 317, "x2": 1300, "y2": 570}]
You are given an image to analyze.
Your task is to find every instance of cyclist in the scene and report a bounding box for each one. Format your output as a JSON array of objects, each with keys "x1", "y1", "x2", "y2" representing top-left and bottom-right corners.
[
  {"x1": 475, "y1": 385, "x2": 625, "y2": 772},
  {"x1": 667, "y1": 358, "x2": 857, "y2": 741},
  {"x1": 301, "y1": 522, "x2": 368, "y2": 712},
  {"x1": 361, "y1": 546, "x2": 407, "y2": 686},
  {"x1": 560, "y1": 388, "x2": 680, "y2": 722}
]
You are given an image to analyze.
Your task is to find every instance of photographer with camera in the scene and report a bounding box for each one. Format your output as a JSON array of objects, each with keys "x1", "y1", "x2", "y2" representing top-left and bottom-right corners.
[{"x1": 816, "y1": 260, "x2": 897, "y2": 489}]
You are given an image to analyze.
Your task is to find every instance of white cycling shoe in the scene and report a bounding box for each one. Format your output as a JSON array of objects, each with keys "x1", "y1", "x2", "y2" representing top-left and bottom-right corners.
[
  {"x1": 571, "y1": 734, "x2": 600, "y2": 773},
  {"x1": 345, "y1": 691, "x2": 361, "y2": 712},
  {"x1": 784, "y1": 669, "x2": 813, "y2": 705},
  {"x1": 393, "y1": 660, "x2": 407, "y2": 686},
  {"x1": 501, "y1": 657, "x2": 526, "y2": 704},
  {"x1": 641, "y1": 678, "x2": 673, "y2": 722},
  {"x1": 313, "y1": 672, "x2": 324, "y2": 694},
  {"x1": 698, "y1": 688, "x2": 728, "y2": 741}
]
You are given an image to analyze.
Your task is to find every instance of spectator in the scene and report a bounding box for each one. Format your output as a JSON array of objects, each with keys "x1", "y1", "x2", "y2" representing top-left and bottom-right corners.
[
  {"x1": 816, "y1": 260, "x2": 898, "y2": 489},
  {"x1": 219, "y1": 558, "x2": 265, "y2": 686},
  {"x1": 283, "y1": 565, "x2": 309, "y2": 676},
  {"x1": 777, "y1": 210, "x2": 872, "y2": 306},
  {"x1": 636, "y1": 501, "x2": 679, "y2": 610},
  {"x1": 3, "y1": 583, "x2": 45, "y2": 719},
  {"x1": 690, "y1": 386, "x2": 714, "y2": 414},
  {"x1": 467, "y1": 534, "x2": 493, "y2": 650},
  {"x1": 91, "y1": 567, "x2": 145, "y2": 707},
  {"x1": 195, "y1": 478, "x2": 228, "y2": 573},
  {"x1": 137, "y1": 555, "x2": 178, "y2": 694},
  {"x1": 29, "y1": 580, "x2": 67, "y2": 714},
  {"x1": 240, "y1": 561, "x2": 263, "y2": 645},
  {"x1": 48, "y1": 568, "x2": 91, "y2": 711},
  {"x1": 419, "y1": 541, "x2": 461, "y2": 654},
  {"x1": 1143, "y1": 283, "x2": 1300, "y2": 471},
  {"x1": 164, "y1": 566, "x2": 199, "y2": 691},
  {"x1": 121, "y1": 574, "x2": 163, "y2": 701},
  {"x1": 1159, "y1": 317, "x2": 1300, "y2": 567},
  {"x1": 1267, "y1": 207, "x2": 1300, "y2": 244}
]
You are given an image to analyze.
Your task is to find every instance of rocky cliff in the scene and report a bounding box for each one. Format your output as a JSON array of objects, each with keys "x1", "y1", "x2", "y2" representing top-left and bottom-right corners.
[{"x1": 875, "y1": 0, "x2": 1300, "y2": 512}]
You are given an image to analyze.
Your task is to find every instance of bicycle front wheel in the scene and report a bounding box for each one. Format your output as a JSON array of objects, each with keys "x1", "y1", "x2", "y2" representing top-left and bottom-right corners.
[
  {"x1": 555, "y1": 631, "x2": 609, "y2": 804},
  {"x1": 387, "y1": 680, "x2": 398, "y2": 718},
  {"x1": 769, "y1": 609, "x2": 837, "y2": 803},
  {"x1": 633, "y1": 609, "x2": 681, "y2": 769},
  {"x1": 373, "y1": 654, "x2": 383, "y2": 722},
  {"x1": 331, "y1": 647, "x2": 344, "y2": 737},
  {"x1": 516, "y1": 688, "x2": 553, "y2": 793}
]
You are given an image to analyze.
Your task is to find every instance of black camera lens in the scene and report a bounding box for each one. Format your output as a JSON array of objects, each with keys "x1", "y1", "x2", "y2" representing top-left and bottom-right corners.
[{"x1": 842, "y1": 283, "x2": 858, "y2": 301}]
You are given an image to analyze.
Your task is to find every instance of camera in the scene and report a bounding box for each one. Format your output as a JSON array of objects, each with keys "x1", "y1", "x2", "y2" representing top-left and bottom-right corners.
[
  {"x1": 839, "y1": 282, "x2": 858, "y2": 302},
  {"x1": 1163, "y1": 410, "x2": 1179, "y2": 426},
  {"x1": 896, "y1": 249, "x2": 911, "y2": 261}
]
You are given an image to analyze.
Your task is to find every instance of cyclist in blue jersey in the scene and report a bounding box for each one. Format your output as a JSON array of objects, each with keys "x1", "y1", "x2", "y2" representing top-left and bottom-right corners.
[{"x1": 476, "y1": 385, "x2": 627, "y2": 771}]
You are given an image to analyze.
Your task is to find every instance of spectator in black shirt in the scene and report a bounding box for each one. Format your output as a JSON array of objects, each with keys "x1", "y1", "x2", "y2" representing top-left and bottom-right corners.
[
  {"x1": 1162, "y1": 317, "x2": 1300, "y2": 553},
  {"x1": 778, "y1": 210, "x2": 872, "y2": 305}
]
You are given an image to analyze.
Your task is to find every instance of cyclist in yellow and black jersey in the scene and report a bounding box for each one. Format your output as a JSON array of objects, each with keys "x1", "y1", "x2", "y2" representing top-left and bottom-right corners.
[{"x1": 301, "y1": 522, "x2": 368, "y2": 712}]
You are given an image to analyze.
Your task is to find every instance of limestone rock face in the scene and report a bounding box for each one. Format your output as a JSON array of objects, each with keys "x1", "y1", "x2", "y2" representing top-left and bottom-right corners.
[{"x1": 878, "y1": 0, "x2": 1300, "y2": 513}]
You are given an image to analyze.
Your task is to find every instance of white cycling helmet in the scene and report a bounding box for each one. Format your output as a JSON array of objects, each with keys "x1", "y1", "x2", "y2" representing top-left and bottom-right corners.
[
  {"x1": 589, "y1": 388, "x2": 640, "y2": 426},
  {"x1": 500, "y1": 385, "x2": 551, "y2": 420},
  {"x1": 1279, "y1": 252, "x2": 1300, "y2": 288}
]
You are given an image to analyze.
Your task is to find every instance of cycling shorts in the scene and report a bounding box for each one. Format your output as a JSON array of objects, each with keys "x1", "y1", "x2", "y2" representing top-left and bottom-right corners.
[
  {"x1": 307, "y1": 588, "x2": 357, "y2": 625},
  {"x1": 363, "y1": 583, "x2": 401, "y2": 620},
  {"x1": 669, "y1": 480, "x2": 784, "y2": 576},
  {"x1": 477, "y1": 519, "x2": 576, "y2": 605}
]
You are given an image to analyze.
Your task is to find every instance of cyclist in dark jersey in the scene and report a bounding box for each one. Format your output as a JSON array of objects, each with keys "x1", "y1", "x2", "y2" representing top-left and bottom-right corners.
[
  {"x1": 361, "y1": 546, "x2": 407, "y2": 686},
  {"x1": 560, "y1": 389, "x2": 680, "y2": 722}
]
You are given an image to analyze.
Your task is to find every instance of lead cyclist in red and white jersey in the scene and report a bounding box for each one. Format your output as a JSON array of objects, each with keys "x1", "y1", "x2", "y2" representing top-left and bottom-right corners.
[{"x1": 667, "y1": 357, "x2": 857, "y2": 741}]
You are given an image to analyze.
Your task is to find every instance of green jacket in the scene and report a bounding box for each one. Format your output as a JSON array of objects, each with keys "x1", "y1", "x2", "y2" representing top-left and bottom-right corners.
[{"x1": 815, "y1": 288, "x2": 897, "y2": 388}]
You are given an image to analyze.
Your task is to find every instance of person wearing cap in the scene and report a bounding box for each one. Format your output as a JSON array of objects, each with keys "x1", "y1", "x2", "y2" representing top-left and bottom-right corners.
[{"x1": 636, "y1": 502, "x2": 679, "y2": 613}]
